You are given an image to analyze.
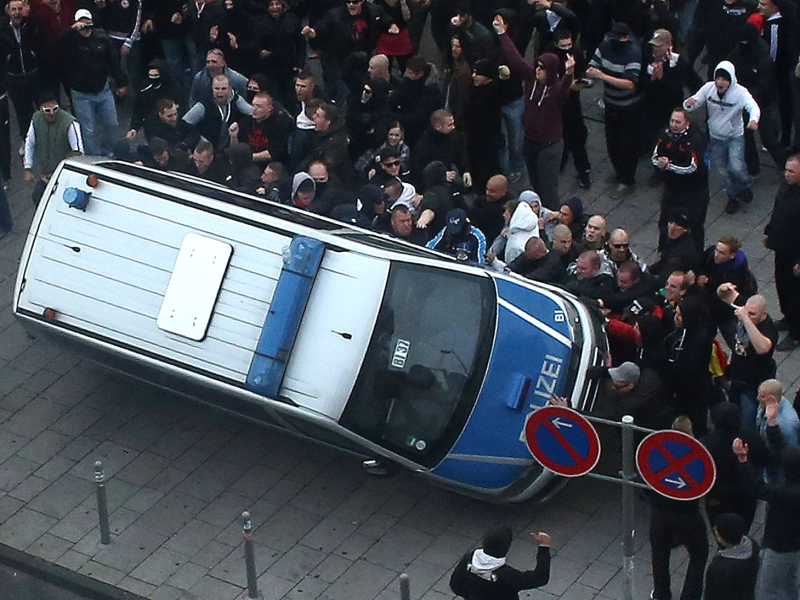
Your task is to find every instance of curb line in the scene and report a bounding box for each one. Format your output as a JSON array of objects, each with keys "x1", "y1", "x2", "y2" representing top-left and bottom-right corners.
[{"x1": 0, "y1": 542, "x2": 147, "y2": 600}]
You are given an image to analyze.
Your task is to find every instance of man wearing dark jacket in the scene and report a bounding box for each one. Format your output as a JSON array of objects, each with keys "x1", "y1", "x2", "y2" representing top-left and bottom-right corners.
[
  {"x1": 764, "y1": 155, "x2": 800, "y2": 351},
  {"x1": 388, "y1": 56, "x2": 442, "y2": 148},
  {"x1": 0, "y1": 0, "x2": 44, "y2": 139},
  {"x1": 649, "y1": 213, "x2": 699, "y2": 284},
  {"x1": 728, "y1": 22, "x2": 785, "y2": 176},
  {"x1": 450, "y1": 525, "x2": 551, "y2": 600},
  {"x1": 301, "y1": 0, "x2": 390, "y2": 106},
  {"x1": 652, "y1": 108, "x2": 709, "y2": 253},
  {"x1": 734, "y1": 418, "x2": 800, "y2": 599},
  {"x1": 411, "y1": 109, "x2": 470, "y2": 190},
  {"x1": 58, "y1": 8, "x2": 129, "y2": 157},
  {"x1": 495, "y1": 14, "x2": 574, "y2": 209},
  {"x1": 704, "y1": 513, "x2": 760, "y2": 600}
]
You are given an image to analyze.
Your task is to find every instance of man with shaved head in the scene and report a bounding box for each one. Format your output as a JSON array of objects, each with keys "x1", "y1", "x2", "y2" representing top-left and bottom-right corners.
[
  {"x1": 600, "y1": 228, "x2": 647, "y2": 276},
  {"x1": 503, "y1": 236, "x2": 566, "y2": 283},
  {"x1": 470, "y1": 174, "x2": 512, "y2": 243},
  {"x1": 725, "y1": 294, "x2": 779, "y2": 430},
  {"x1": 579, "y1": 215, "x2": 608, "y2": 251}
]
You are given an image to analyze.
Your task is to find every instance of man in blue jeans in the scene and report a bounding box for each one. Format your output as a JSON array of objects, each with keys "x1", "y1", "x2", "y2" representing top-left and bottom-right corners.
[
  {"x1": 58, "y1": 9, "x2": 128, "y2": 156},
  {"x1": 684, "y1": 61, "x2": 760, "y2": 214}
]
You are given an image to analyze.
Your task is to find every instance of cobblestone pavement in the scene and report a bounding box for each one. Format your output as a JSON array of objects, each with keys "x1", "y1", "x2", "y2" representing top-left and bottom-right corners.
[{"x1": 0, "y1": 84, "x2": 797, "y2": 600}]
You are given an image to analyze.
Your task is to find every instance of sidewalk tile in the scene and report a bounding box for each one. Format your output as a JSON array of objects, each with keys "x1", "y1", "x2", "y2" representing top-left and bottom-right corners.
[
  {"x1": 309, "y1": 554, "x2": 353, "y2": 584},
  {"x1": 267, "y1": 544, "x2": 326, "y2": 583},
  {"x1": 56, "y1": 549, "x2": 92, "y2": 571},
  {"x1": 17, "y1": 430, "x2": 72, "y2": 464},
  {"x1": 115, "y1": 451, "x2": 174, "y2": 487},
  {"x1": 260, "y1": 505, "x2": 322, "y2": 553},
  {"x1": 164, "y1": 518, "x2": 224, "y2": 557},
  {"x1": 0, "y1": 493, "x2": 24, "y2": 521},
  {"x1": 286, "y1": 575, "x2": 331, "y2": 600},
  {"x1": 301, "y1": 514, "x2": 359, "y2": 554},
  {"x1": 92, "y1": 524, "x2": 168, "y2": 572},
  {"x1": 78, "y1": 560, "x2": 126, "y2": 586},
  {"x1": 0, "y1": 455, "x2": 39, "y2": 491},
  {"x1": 365, "y1": 524, "x2": 437, "y2": 572},
  {"x1": 118, "y1": 576, "x2": 157, "y2": 597},
  {"x1": 188, "y1": 573, "x2": 243, "y2": 600},
  {"x1": 123, "y1": 487, "x2": 165, "y2": 513},
  {"x1": 323, "y1": 559, "x2": 396, "y2": 600},
  {"x1": 27, "y1": 473, "x2": 93, "y2": 518},
  {"x1": 50, "y1": 405, "x2": 104, "y2": 438},
  {"x1": 26, "y1": 532, "x2": 73, "y2": 561},
  {"x1": 195, "y1": 491, "x2": 250, "y2": 528},
  {"x1": 256, "y1": 572, "x2": 295, "y2": 600},
  {"x1": 130, "y1": 546, "x2": 191, "y2": 586},
  {"x1": 51, "y1": 503, "x2": 101, "y2": 543},
  {"x1": 69, "y1": 440, "x2": 139, "y2": 481},
  {"x1": 166, "y1": 561, "x2": 208, "y2": 590},
  {"x1": 134, "y1": 490, "x2": 207, "y2": 537},
  {"x1": 150, "y1": 584, "x2": 186, "y2": 600}
]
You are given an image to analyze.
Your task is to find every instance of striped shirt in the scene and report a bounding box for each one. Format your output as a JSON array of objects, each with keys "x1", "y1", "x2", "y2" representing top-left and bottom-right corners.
[{"x1": 589, "y1": 39, "x2": 642, "y2": 108}]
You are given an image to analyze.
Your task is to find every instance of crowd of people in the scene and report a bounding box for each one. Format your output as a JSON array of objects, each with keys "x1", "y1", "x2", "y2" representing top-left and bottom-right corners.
[{"x1": 0, "y1": 0, "x2": 800, "y2": 596}]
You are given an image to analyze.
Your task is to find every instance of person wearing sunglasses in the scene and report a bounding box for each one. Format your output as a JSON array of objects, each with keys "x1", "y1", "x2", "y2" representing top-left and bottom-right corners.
[{"x1": 23, "y1": 92, "x2": 84, "y2": 205}]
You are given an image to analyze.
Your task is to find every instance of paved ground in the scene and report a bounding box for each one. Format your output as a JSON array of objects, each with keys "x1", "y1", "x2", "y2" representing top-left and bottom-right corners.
[{"x1": 0, "y1": 68, "x2": 798, "y2": 600}]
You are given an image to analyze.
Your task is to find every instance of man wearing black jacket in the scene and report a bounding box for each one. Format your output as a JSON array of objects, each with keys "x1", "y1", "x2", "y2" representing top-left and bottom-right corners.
[
  {"x1": 0, "y1": 0, "x2": 43, "y2": 139},
  {"x1": 735, "y1": 413, "x2": 800, "y2": 600},
  {"x1": 704, "y1": 513, "x2": 760, "y2": 600},
  {"x1": 764, "y1": 155, "x2": 800, "y2": 351},
  {"x1": 58, "y1": 9, "x2": 128, "y2": 157},
  {"x1": 450, "y1": 525, "x2": 551, "y2": 600},
  {"x1": 652, "y1": 108, "x2": 709, "y2": 253}
]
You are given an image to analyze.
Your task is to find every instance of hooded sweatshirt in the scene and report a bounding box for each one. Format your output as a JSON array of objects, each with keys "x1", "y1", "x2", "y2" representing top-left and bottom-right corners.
[
  {"x1": 683, "y1": 61, "x2": 760, "y2": 139},
  {"x1": 504, "y1": 202, "x2": 540, "y2": 264},
  {"x1": 704, "y1": 535, "x2": 760, "y2": 600},
  {"x1": 499, "y1": 34, "x2": 572, "y2": 144}
]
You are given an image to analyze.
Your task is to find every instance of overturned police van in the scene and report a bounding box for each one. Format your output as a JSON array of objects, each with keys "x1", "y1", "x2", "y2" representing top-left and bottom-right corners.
[{"x1": 13, "y1": 157, "x2": 608, "y2": 503}]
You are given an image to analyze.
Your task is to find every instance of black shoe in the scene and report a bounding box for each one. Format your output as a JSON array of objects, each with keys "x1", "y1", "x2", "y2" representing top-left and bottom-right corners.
[
  {"x1": 578, "y1": 170, "x2": 591, "y2": 189},
  {"x1": 775, "y1": 336, "x2": 800, "y2": 352},
  {"x1": 725, "y1": 197, "x2": 741, "y2": 214}
]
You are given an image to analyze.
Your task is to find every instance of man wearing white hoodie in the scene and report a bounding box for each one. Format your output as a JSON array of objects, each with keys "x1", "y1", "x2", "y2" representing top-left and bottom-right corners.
[
  {"x1": 450, "y1": 525, "x2": 551, "y2": 600},
  {"x1": 684, "y1": 61, "x2": 760, "y2": 214}
]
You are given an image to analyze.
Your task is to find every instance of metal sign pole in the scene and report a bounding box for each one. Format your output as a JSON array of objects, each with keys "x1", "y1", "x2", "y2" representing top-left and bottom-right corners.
[{"x1": 621, "y1": 415, "x2": 635, "y2": 600}]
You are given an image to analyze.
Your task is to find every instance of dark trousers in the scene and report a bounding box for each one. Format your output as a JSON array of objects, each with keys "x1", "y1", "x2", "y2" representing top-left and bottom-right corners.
[
  {"x1": 561, "y1": 94, "x2": 590, "y2": 174},
  {"x1": 7, "y1": 72, "x2": 39, "y2": 138},
  {"x1": 0, "y1": 95, "x2": 10, "y2": 182},
  {"x1": 744, "y1": 103, "x2": 787, "y2": 175},
  {"x1": 604, "y1": 104, "x2": 641, "y2": 185},
  {"x1": 0, "y1": 183, "x2": 11, "y2": 233},
  {"x1": 650, "y1": 506, "x2": 708, "y2": 600},
  {"x1": 775, "y1": 251, "x2": 800, "y2": 340}
]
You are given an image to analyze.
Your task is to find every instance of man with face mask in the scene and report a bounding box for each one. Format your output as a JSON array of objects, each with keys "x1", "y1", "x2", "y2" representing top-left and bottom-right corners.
[
  {"x1": 126, "y1": 60, "x2": 182, "y2": 142},
  {"x1": 652, "y1": 108, "x2": 709, "y2": 253},
  {"x1": 586, "y1": 22, "x2": 642, "y2": 199},
  {"x1": 58, "y1": 8, "x2": 128, "y2": 157},
  {"x1": 684, "y1": 61, "x2": 760, "y2": 214}
]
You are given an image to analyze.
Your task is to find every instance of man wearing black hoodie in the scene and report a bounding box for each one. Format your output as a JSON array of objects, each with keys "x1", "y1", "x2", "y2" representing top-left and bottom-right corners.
[
  {"x1": 450, "y1": 525, "x2": 551, "y2": 600},
  {"x1": 494, "y1": 13, "x2": 574, "y2": 209}
]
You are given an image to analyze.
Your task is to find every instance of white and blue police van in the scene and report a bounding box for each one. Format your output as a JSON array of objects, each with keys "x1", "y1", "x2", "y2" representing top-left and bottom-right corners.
[{"x1": 13, "y1": 158, "x2": 608, "y2": 503}]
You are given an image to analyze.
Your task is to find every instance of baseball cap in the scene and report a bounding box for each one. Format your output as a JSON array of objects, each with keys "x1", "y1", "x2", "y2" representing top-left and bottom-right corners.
[
  {"x1": 445, "y1": 208, "x2": 468, "y2": 235},
  {"x1": 649, "y1": 29, "x2": 672, "y2": 46},
  {"x1": 74, "y1": 8, "x2": 93, "y2": 22},
  {"x1": 608, "y1": 362, "x2": 640, "y2": 384},
  {"x1": 668, "y1": 212, "x2": 690, "y2": 229}
]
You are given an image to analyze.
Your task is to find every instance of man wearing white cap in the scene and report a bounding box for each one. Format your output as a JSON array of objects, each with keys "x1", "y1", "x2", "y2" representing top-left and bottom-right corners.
[{"x1": 57, "y1": 8, "x2": 128, "y2": 156}]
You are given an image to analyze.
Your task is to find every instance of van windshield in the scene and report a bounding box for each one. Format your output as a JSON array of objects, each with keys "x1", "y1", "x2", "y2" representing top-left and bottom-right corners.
[{"x1": 340, "y1": 263, "x2": 496, "y2": 468}]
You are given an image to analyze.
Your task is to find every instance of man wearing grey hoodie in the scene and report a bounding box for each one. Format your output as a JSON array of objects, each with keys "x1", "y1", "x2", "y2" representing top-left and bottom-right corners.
[
  {"x1": 704, "y1": 513, "x2": 760, "y2": 600},
  {"x1": 684, "y1": 61, "x2": 760, "y2": 214}
]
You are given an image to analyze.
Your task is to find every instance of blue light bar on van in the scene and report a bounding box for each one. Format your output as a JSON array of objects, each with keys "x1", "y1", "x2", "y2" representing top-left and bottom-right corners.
[
  {"x1": 246, "y1": 237, "x2": 325, "y2": 397},
  {"x1": 63, "y1": 188, "x2": 90, "y2": 210}
]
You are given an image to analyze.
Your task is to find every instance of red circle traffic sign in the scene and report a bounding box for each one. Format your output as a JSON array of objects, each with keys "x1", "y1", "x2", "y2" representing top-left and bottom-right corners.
[
  {"x1": 524, "y1": 406, "x2": 601, "y2": 477},
  {"x1": 636, "y1": 430, "x2": 716, "y2": 501}
]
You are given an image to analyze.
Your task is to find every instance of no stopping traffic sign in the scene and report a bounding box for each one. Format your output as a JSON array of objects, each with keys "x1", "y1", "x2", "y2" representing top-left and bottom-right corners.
[{"x1": 524, "y1": 406, "x2": 601, "y2": 477}]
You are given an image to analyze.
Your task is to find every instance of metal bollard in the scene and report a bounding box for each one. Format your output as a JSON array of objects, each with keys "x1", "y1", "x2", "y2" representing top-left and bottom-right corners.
[
  {"x1": 399, "y1": 573, "x2": 410, "y2": 600},
  {"x1": 242, "y1": 511, "x2": 262, "y2": 600},
  {"x1": 94, "y1": 461, "x2": 111, "y2": 545},
  {"x1": 621, "y1": 416, "x2": 635, "y2": 600}
]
